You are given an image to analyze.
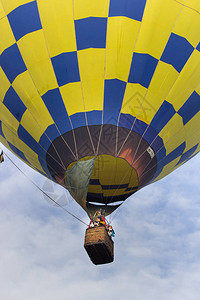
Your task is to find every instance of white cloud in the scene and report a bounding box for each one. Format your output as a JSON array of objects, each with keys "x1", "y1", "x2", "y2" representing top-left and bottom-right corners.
[{"x1": 0, "y1": 145, "x2": 200, "y2": 300}]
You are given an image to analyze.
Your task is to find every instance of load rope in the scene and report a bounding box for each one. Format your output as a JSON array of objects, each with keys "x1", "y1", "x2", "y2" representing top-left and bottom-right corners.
[{"x1": 0, "y1": 146, "x2": 88, "y2": 226}]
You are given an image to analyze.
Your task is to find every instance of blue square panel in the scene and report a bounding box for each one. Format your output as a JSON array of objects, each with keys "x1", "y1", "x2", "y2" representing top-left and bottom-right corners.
[
  {"x1": 103, "y1": 79, "x2": 126, "y2": 125},
  {"x1": 142, "y1": 124, "x2": 157, "y2": 143},
  {"x1": 161, "y1": 33, "x2": 194, "y2": 72},
  {"x1": 70, "y1": 112, "x2": 86, "y2": 129},
  {"x1": 151, "y1": 136, "x2": 164, "y2": 154},
  {"x1": 128, "y1": 53, "x2": 158, "y2": 88},
  {"x1": 86, "y1": 111, "x2": 102, "y2": 126},
  {"x1": 178, "y1": 91, "x2": 200, "y2": 125},
  {"x1": 8, "y1": 1, "x2": 42, "y2": 41},
  {"x1": 51, "y1": 52, "x2": 80, "y2": 86},
  {"x1": 109, "y1": 0, "x2": 147, "y2": 21},
  {"x1": 0, "y1": 43, "x2": 27, "y2": 83},
  {"x1": 42, "y1": 88, "x2": 72, "y2": 134},
  {"x1": 3, "y1": 87, "x2": 26, "y2": 122},
  {"x1": 118, "y1": 113, "x2": 135, "y2": 130},
  {"x1": 150, "y1": 100, "x2": 176, "y2": 133},
  {"x1": 75, "y1": 17, "x2": 107, "y2": 50},
  {"x1": 133, "y1": 119, "x2": 147, "y2": 136}
]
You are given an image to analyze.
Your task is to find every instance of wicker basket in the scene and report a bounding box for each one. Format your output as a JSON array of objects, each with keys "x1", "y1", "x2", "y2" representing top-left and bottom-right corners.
[{"x1": 84, "y1": 226, "x2": 114, "y2": 265}]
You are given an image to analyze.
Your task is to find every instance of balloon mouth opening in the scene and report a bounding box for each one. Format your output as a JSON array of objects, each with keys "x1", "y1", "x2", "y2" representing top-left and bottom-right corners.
[
  {"x1": 87, "y1": 201, "x2": 124, "y2": 207},
  {"x1": 46, "y1": 124, "x2": 159, "y2": 216}
]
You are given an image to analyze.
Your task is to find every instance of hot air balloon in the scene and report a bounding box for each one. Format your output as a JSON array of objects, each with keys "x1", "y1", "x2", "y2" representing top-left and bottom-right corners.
[{"x1": 0, "y1": 0, "x2": 200, "y2": 264}]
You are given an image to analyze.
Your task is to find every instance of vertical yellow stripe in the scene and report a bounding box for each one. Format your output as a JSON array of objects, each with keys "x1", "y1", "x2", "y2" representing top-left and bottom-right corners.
[
  {"x1": 77, "y1": 48, "x2": 105, "y2": 111},
  {"x1": 37, "y1": 0, "x2": 76, "y2": 57}
]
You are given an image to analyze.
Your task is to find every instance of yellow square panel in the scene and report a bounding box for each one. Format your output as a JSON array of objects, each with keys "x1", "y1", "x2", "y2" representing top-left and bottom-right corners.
[
  {"x1": 42, "y1": 22, "x2": 76, "y2": 58},
  {"x1": 148, "y1": 61, "x2": 179, "y2": 99},
  {"x1": 144, "y1": 61, "x2": 179, "y2": 122},
  {"x1": 1, "y1": 0, "x2": 32, "y2": 14},
  {"x1": 81, "y1": 79, "x2": 104, "y2": 112},
  {"x1": 159, "y1": 113, "x2": 185, "y2": 155},
  {"x1": 78, "y1": 48, "x2": 105, "y2": 80},
  {"x1": 0, "y1": 67, "x2": 11, "y2": 100},
  {"x1": 20, "y1": 110, "x2": 44, "y2": 143},
  {"x1": 27, "y1": 59, "x2": 58, "y2": 95},
  {"x1": 134, "y1": 0, "x2": 182, "y2": 59},
  {"x1": 184, "y1": 112, "x2": 200, "y2": 151},
  {"x1": 0, "y1": 17, "x2": 15, "y2": 55},
  {"x1": 12, "y1": 71, "x2": 53, "y2": 129},
  {"x1": 74, "y1": 0, "x2": 109, "y2": 19},
  {"x1": 121, "y1": 83, "x2": 148, "y2": 122},
  {"x1": 173, "y1": 6, "x2": 200, "y2": 47},
  {"x1": 0, "y1": 3, "x2": 6, "y2": 18},
  {"x1": 37, "y1": 0, "x2": 76, "y2": 57},
  {"x1": 17, "y1": 31, "x2": 58, "y2": 95},
  {"x1": 167, "y1": 50, "x2": 200, "y2": 111},
  {"x1": 17, "y1": 30, "x2": 50, "y2": 68},
  {"x1": 105, "y1": 17, "x2": 141, "y2": 82},
  {"x1": 77, "y1": 48, "x2": 105, "y2": 111},
  {"x1": 60, "y1": 82, "x2": 85, "y2": 116}
]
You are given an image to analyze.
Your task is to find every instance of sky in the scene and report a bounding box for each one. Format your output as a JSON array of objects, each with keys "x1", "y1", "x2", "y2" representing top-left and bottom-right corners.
[{"x1": 0, "y1": 143, "x2": 200, "y2": 300}]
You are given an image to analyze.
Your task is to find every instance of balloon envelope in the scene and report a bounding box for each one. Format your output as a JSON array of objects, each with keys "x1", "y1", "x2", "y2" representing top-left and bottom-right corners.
[{"x1": 0, "y1": 0, "x2": 200, "y2": 216}]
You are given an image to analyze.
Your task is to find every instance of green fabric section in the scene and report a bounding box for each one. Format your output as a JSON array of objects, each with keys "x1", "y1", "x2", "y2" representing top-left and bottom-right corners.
[{"x1": 64, "y1": 158, "x2": 95, "y2": 209}]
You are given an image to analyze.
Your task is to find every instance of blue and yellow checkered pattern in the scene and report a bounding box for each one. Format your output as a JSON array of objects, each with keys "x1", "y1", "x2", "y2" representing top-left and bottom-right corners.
[{"x1": 0, "y1": 0, "x2": 199, "y2": 211}]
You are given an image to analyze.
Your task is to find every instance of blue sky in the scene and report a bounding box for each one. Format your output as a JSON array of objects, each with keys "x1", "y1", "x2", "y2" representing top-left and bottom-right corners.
[{"x1": 0, "y1": 143, "x2": 200, "y2": 300}]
